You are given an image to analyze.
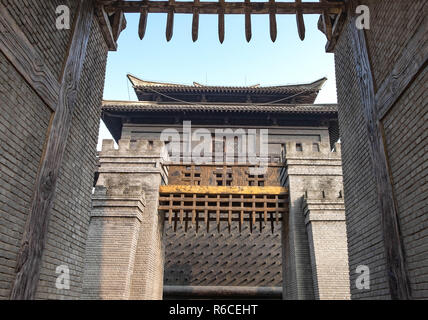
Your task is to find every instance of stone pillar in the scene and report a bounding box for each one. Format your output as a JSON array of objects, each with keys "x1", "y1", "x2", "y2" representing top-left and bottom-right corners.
[
  {"x1": 82, "y1": 139, "x2": 169, "y2": 300},
  {"x1": 281, "y1": 141, "x2": 350, "y2": 300}
]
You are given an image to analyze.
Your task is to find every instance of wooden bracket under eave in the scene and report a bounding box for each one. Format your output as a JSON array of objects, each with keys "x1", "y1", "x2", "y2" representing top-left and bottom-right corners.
[
  {"x1": 95, "y1": 5, "x2": 127, "y2": 51},
  {"x1": 318, "y1": 9, "x2": 347, "y2": 53}
]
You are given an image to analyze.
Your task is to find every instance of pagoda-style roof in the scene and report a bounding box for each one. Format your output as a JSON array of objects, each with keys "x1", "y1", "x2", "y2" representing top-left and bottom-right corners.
[
  {"x1": 102, "y1": 76, "x2": 337, "y2": 143},
  {"x1": 127, "y1": 74, "x2": 327, "y2": 104},
  {"x1": 101, "y1": 100, "x2": 338, "y2": 142}
]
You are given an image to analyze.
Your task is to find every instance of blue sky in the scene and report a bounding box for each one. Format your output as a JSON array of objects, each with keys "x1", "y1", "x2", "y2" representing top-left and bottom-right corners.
[{"x1": 98, "y1": 9, "x2": 337, "y2": 148}]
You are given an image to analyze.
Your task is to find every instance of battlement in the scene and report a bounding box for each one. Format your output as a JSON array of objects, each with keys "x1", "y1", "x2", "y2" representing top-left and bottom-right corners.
[
  {"x1": 303, "y1": 189, "x2": 344, "y2": 201},
  {"x1": 284, "y1": 141, "x2": 341, "y2": 158},
  {"x1": 100, "y1": 138, "x2": 169, "y2": 160}
]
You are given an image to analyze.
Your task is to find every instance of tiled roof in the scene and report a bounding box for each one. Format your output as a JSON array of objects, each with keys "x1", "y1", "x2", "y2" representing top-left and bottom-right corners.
[
  {"x1": 102, "y1": 100, "x2": 337, "y2": 113},
  {"x1": 127, "y1": 74, "x2": 327, "y2": 94}
]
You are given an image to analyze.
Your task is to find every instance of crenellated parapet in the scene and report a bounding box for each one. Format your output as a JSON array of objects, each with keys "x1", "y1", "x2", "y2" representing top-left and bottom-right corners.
[
  {"x1": 83, "y1": 139, "x2": 169, "y2": 300},
  {"x1": 281, "y1": 141, "x2": 343, "y2": 198},
  {"x1": 101, "y1": 138, "x2": 169, "y2": 158},
  {"x1": 284, "y1": 141, "x2": 341, "y2": 158},
  {"x1": 281, "y1": 139, "x2": 349, "y2": 300},
  {"x1": 96, "y1": 139, "x2": 169, "y2": 190}
]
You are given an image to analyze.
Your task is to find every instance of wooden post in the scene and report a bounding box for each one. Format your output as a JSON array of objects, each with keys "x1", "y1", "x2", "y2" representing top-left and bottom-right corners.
[
  {"x1": 138, "y1": 1, "x2": 148, "y2": 40},
  {"x1": 348, "y1": 12, "x2": 411, "y2": 300},
  {"x1": 295, "y1": 0, "x2": 305, "y2": 40},
  {"x1": 244, "y1": 0, "x2": 252, "y2": 42},
  {"x1": 192, "y1": 0, "x2": 200, "y2": 42},
  {"x1": 269, "y1": 0, "x2": 277, "y2": 42},
  {"x1": 166, "y1": 0, "x2": 175, "y2": 41},
  {"x1": 218, "y1": 0, "x2": 225, "y2": 43},
  {"x1": 10, "y1": 0, "x2": 94, "y2": 300}
]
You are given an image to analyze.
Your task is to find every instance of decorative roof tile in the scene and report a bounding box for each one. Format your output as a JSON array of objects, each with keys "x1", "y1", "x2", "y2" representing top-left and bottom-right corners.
[
  {"x1": 102, "y1": 100, "x2": 337, "y2": 113},
  {"x1": 127, "y1": 74, "x2": 327, "y2": 95}
]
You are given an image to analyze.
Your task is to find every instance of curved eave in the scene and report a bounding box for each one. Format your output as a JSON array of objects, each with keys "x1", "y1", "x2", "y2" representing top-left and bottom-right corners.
[
  {"x1": 101, "y1": 100, "x2": 337, "y2": 114},
  {"x1": 128, "y1": 74, "x2": 327, "y2": 95}
]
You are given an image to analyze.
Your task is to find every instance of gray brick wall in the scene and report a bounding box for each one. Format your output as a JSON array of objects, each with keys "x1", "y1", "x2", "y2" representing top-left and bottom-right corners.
[
  {"x1": 361, "y1": 0, "x2": 426, "y2": 91},
  {"x1": 0, "y1": 1, "x2": 108, "y2": 299},
  {"x1": 334, "y1": 0, "x2": 427, "y2": 299},
  {"x1": 0, "y1": 51, "x2": 52, "y2": 299},
  {"x1": 382, "y1": 67, "x2": 428, "y2": 300},
  {"x1": 282, "y1": 141, "x2": 349, "y2": 299},
  {"x1": 304, "y1": 199, "x2": 350, "y2": 300},
  {"x1": 35, "y1": 16, "x2": 108, "y2": 299},
  {"x1": 83, "y1": 139, "x2": 169, "y2": 300},
  {"x1": 335, "y1": 23, "x2": 391, "y2": 299},
  {"x1": 1, "y1": 0, "x2": 79, "y2": 80}
]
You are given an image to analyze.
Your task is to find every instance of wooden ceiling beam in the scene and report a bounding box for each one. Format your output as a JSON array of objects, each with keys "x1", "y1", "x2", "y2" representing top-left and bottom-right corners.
[
  {"x1": 101, "y1": 1, "x2": 345, "y2": 15},
  {"x1": 295, "y1": 0, "x2": 305, "y2": 40}
]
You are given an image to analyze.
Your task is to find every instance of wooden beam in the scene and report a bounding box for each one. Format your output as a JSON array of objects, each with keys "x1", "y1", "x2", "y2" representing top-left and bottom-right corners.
[
  {"x1": 320, "y1": 0, "x2": 332, "y2": 41},
  {"x1": 166, "y1": 0, "x2": 175, "y2": 41},
  {"x1": 10, "y1": 0, "x2": 94, "y2": 300},
  {"x1": 111, "y1": 9, "x2": 125, "y2": 42},
  {"x1": 295, "y1": 0, "x2": 305, "y2": 41},
  {"x1": 192, "y1": 0, "x2": 200, "y2": 42},
  {"x1": 103, "y1": 1, "x2": 345, "y2": 15},
  {"x1": 218, "y1": 0, "x2": 225, "y2": 43},
  {"x1": 269, "y1": 0, "x2": 277, "y2": 42},
  {"x1": 244, "y1": 0, "x2": 252, "y2": 42},
  {"x1": 323, "y1": 10, "x2": 346, "y2": 53},
  {"x1": 0, "y1": 3, "x2": 60, "y2": 111},
  {"x1": 138, "y1": 4, "x2": 148, "y2": 40},
  {"x1": 376, "y1": 16, "x2": 428, "y2": 120},
  {"x1": 95, "y1": 5, "x2": 117, "y2": 51},
  {"x1": 159, "y1": 185, "x2": 288, "y2": 195},
  {"x1": 349, "y1": 13, "x2": 411, "y2": 300}
]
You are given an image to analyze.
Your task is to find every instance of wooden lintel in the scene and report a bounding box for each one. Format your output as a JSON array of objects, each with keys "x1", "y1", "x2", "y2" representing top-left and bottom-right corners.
[
  {"x1": 10, "y1": 0, "x2": 94, "y2": 300},
  {"x1": 102, "y1": 1, "x2": 345, "y2": 15},
  {"x1": 349, "y1": 13, "x2": 411, "y2": 300},
  {"x1": 0, "y1": 3, "x2": 60, "y2": 111},
  {"x1": 159, "y1": 185, "x2": 288, "y2": 195}
]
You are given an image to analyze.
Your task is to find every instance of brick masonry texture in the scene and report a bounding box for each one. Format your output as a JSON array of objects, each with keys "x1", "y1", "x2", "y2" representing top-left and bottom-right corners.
[
  {"x1": 0, "y1": 0, "x2": 108, "y2": 299},
  {"x1": 382, "y1": 67, "x2": 427, "y2": 299},
  {"x1": 334, "y1": 0, "x2": 427, "y2": 299},
  {"x1": 304, "y1": 201, "x2": 350, "y2": 300},
  {"x1": 130, "y1": 192, "x2": 165, "y2": 300},
  {"x1": 35, "y1": 16, "x2": 108, "y2": 299},
  {"x1": 0, "y1": 0, "x2": 425, "y2": 301},
  {"x1": 1, "y1": 0, "x2": 79, "y2": 81},
  {"x1": 360, "y1": 0, "x2": 428, "y2": 299},
  {"x1": 334, "y1": 23, "x2": 391, "y2": 299},
  {"x1": 83, "y1": 210, "x2": 142, "y2": 299},
  {"x1": 83, "y1": 140, "x2": 169, "y2": 300},
  {"x1": 0, "y1": 51, "x2": 52, "y2": 299},
  {"x1": 281, "y1": 141, "x2": 350, "y2": 299},
  {"x1": 361, "y1": 0, "x2": 426, "y2": 91}
]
